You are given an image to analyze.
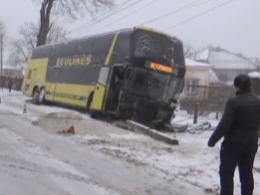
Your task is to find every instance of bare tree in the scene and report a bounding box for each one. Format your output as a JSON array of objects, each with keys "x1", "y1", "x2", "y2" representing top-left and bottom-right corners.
[
  {"x1": 183, "y1": 42, "x2": 194, "y2": 59},
  {"x1": 0, "y1": 19, "x2": 6, "y2": 67},
  {"x1": 7, "y1": 21, "x2": 68, "y2": 67},
  {"x1": 0, "y1": 19, "x2": 5, "y2": 37},
  {"x1": 0, "y1": 19, "x2": 6, "y2": 49},
  {"x1": 32, "y1": 0, "x2": 115, "y2": 46},
  {"x1": 183, "y1": 43, "x2": 214, "y2": 59}
]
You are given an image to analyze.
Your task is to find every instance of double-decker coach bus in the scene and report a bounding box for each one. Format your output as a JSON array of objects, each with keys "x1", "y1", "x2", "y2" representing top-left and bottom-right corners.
[{"x1": 22, "y1": 26, "x2": 186, "y2": 128}]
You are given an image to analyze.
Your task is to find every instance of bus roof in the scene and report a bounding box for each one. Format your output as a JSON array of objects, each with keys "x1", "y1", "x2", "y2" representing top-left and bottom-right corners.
[
  {"x1": 31, "y1": 26, "x2": 183, "y2": 60},
  {"x1": 35, "y1": 26, "x2": 180, "y2": 50}
]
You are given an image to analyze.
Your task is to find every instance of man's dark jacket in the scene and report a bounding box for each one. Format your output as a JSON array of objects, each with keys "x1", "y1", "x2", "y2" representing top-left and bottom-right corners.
[{"x1": 208, "y1": 89, "x2": 260, "y2": 146}]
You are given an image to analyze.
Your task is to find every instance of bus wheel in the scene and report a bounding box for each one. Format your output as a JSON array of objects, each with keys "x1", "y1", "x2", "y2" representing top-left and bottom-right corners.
[
  {"x1": 32, "y1": 88, "x2": 39, "y2": 105},
  {"x1": 89, "y1": 102, "x2": 98, "y2": 118},
  {"x1": 90, "y1": 109, "x2": 99, "y2": 119},
  {"x1": 86, "y1": 92, "x2": 94, "y2": 113},
  {"x1": 38, "y1": 88, "x2": 46, "y2": 105}
]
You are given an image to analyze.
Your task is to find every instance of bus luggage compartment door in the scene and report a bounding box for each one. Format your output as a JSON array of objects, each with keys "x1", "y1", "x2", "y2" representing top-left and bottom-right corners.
[
  {"x1": 47, "y1": 67, "x2": 60, "y2": 101},
  {"x1": 91, "y1": 67, "x2": 111, "y2": 111},
  {"x1": 29, "y1": 68, "x2": 37, "y2": 94}
]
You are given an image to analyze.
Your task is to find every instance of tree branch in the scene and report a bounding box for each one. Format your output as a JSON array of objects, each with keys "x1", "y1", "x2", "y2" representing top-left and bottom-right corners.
[
  {"x1": 32, "y1": 0, "x2": 114, "y2": 47},
  {"x1": 8, "y1": 21, "x2": 68, "y2": 67},
  {"x1": 0, "y1": 19, "x2": 6, "y2": 37}
]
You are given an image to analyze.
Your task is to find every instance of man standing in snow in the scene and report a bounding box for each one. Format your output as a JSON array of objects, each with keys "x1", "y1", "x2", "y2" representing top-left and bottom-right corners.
[
  {"x1": 208, "y1": 74, "x2": 260, "y2": 195},
  {"x1": 7, "y1": 76, "x2": 13, "y2": 92}
]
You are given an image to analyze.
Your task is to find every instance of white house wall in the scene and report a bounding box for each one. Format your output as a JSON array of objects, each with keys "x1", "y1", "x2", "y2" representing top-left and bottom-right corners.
[{"x1": 185, "y1": 67, "x2": 212, "y2": 85}]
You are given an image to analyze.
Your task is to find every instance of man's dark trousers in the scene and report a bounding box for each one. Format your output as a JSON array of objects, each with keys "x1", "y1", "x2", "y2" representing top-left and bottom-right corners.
[{"x1": 219, "y1": 140, "x2": 258, "y2": 195}]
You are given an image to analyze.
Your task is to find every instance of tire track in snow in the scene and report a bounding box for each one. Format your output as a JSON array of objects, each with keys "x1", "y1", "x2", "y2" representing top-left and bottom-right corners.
[
  {"x1": 0, "y1": 128, "x2": 98, "y2": 185},
  {"x1": 0, "y1": 154, "x2": 96, "y2": 184},
  {"x1": 0, "y1": 166, "x2": 74, "y2": 195},
  {"x1": 0, "y1": 127, "x2": 120, "y2": 195}
]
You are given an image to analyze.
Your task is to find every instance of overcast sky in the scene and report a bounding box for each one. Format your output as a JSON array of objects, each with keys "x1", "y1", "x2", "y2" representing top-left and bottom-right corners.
[{"x1": 0, "y1": 0, "x2": 259, "y2": 62}]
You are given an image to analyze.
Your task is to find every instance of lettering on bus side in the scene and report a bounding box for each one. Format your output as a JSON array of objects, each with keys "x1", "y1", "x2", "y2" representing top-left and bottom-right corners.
[{"x1": 56, "y1": 55, "x2": 92, "y2": 66}]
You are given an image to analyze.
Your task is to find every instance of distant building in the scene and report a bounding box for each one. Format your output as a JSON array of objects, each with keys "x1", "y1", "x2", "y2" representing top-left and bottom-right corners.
[
  {"x1": 0, "y1": 65, "x2": 23, "y2": 78},
  {"x1": 194, "y1": 48, "x2": 257, "y2": 83},
  {"x1": 180, "y1": 59, "x2": 223, "y2": 113},
  {"x1": 248, "y1": 71, "x2": 260, "y2": 96},
  {"x1": 184, "y1": 58, "x2": 218, "y2": 94},
  {"x1": 249, "y1": 58, "x2": 260, "y2": 70}
]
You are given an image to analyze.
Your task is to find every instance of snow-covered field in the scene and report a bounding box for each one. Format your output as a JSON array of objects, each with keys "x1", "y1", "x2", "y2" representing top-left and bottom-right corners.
[{"x1": 0, "y1": 89, "x2": 259, "y2": 195}]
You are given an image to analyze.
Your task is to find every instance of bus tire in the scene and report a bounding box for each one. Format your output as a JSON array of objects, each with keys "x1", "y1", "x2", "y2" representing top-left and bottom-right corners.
[
  {"x1": 38, "y1": 87, "x2": 46, "y2": 105},
  {"x1": 86, "y1": 92, "x2": 94, "y2": 113},
  {"x1": 90, "y1": 109, "x2": 98, "y2": 119},
  {"x1": 32, "y1": 87, "x2": 39, "y2": 105},
  {"x1": 87, "y1": 92, "x2": 98, "y2": 118}
]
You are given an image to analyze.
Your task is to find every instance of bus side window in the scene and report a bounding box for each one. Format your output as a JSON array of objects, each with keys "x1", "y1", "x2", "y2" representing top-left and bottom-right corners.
[
  {"x1": 27, "y1": 69, "x2": 32, "y2": 79},
  {"x1": 98, "y1": 67, "x2": 110, "y2": 85}
]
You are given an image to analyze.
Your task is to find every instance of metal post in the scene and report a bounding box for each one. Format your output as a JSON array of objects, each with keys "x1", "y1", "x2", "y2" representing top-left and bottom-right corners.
[
  {"x1": 193, "y1": 102, "x2": 199, "y2": 124},
  {"x1": 0, "y1": 34, "x2": 3, "y2": 91},
  {"x1": 215, "y1": 111, "x2": 219, "y2": 120}
]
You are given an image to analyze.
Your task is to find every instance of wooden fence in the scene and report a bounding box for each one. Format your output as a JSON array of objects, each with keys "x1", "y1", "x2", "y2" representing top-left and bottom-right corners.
[{"x1": 180, "y1": 85, "x2": 235, "y2": 115}]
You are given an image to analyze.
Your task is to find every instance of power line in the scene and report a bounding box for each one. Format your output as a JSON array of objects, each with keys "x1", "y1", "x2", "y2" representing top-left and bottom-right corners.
[
  {"x1": 95, "y1": 0, "x2": 158, "y2": 33},
  {"x1": 137, "y1": 0, "x2": 206, "y2": 26},
  {"x1": 69, "y1": 0, "x2": 212, "y2": 36},
  {"x1": 176, "y1": 0, "x2": 215, "y2": 14},
  {"x1": 70, "y1": 0, "x2": 131, "y2": 32},
  {"x1": 164, "y1": 0, "x2": 234, "y2": 30},
  {"x1": 0, "y1": 35, "x2": 3, "y2": 91},
  {"x1": 69, "y1": 0, "x2": 143, "y2": 35}
]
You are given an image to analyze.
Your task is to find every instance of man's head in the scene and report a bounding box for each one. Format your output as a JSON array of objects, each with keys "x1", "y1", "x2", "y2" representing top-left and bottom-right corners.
[{"x1": 233, "y1": 74, "x2": 251, "y2": 91}]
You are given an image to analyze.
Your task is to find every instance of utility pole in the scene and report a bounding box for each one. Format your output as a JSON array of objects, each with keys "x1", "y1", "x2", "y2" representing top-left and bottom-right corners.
[{"x1": 0, "y1": 34, "x2": 3, "y2": 91}]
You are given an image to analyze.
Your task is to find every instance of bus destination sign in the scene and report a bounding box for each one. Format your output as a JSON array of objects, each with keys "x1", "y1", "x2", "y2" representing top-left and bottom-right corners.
[{"x1": 149, "y1": 62, "x2": 173, "y2": 73}]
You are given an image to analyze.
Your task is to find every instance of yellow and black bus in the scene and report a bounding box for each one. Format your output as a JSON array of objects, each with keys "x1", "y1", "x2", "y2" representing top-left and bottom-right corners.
[{"x1": 22, "y1": 26, "x2": 186, "y2": 128}]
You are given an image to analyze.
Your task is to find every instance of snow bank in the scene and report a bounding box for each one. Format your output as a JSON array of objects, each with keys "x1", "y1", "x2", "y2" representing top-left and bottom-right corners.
[
  {"x1": 248, "y1": 71, "x2": 260, "y2": 78},
  {"x1": 88, "y1": 130, "x2": 260, "y2": 195},
  {"x1": 172, "y1": 111, "x2": 219, "y2": 129},
  {"x1": 108, "y1": 133, "x2": 146, "y2": 140},
  {"x1": 0, "y1": 89, "x2": 89, "y2": 122}
]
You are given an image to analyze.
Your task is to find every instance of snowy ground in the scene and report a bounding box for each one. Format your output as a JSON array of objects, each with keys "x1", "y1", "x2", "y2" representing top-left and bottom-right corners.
[{"x1": 0, "y1": 89, "x2": 259, "y2": 195}]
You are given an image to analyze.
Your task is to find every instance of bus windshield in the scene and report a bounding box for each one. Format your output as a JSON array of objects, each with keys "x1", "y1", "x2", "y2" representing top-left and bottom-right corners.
[
  {"x1": 124, "y1": 67, "x2": 183, "y2": 102},
  {"x1": 130, "y1": 29, "x2": 184, "y2": 67}
]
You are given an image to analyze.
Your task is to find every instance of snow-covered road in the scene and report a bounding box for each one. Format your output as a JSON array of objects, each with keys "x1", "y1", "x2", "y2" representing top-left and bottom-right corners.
[
  {"x1": 0, "y1": 89, "x2": 259, "y2": 195},
  {"x1": 0, "y1": 91, "x2": 203, "y2": 195},
  {"x1": 0, "y1": 123, "x2": 120, "y2": 195}
]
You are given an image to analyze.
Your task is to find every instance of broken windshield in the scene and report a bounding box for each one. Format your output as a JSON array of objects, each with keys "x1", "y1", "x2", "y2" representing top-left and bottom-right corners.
[{"x1": 125, "y1": 67, "x2": 183, "y2": 101}]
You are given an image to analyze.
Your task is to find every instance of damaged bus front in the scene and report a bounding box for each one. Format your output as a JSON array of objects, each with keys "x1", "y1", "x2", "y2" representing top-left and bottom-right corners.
[{"x1": 117, "y1": 28, "x2": 186, "y2": 129}]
